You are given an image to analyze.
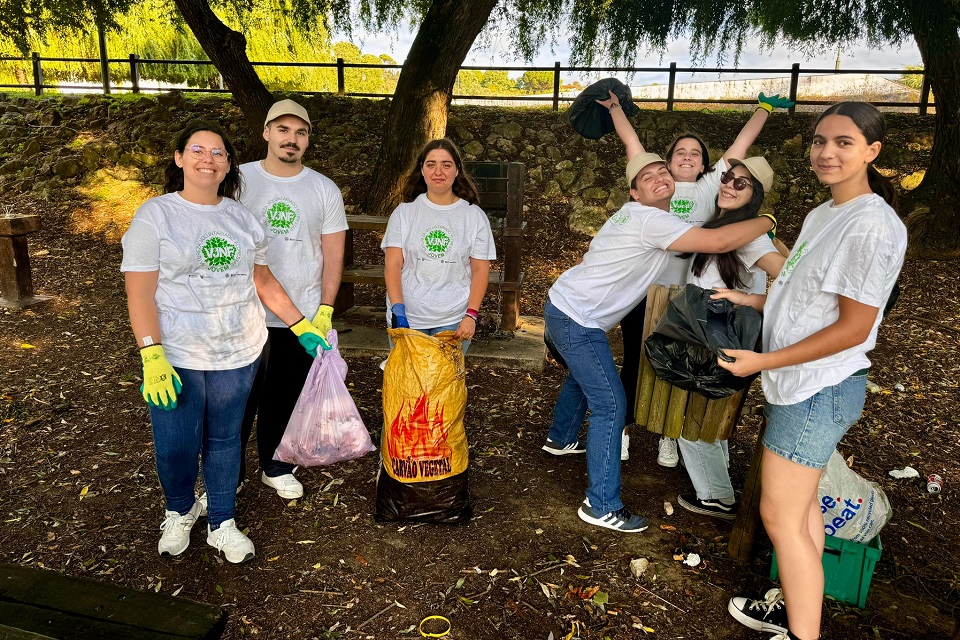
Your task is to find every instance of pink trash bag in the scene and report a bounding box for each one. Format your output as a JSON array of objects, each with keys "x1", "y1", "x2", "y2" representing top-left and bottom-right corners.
[{"x1": 274, "y1": 330, "x2": 375, "y2": 467}]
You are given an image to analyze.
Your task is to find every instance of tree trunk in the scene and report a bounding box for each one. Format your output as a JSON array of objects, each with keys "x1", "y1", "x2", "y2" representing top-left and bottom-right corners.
[
  {"x1": 904, "y1": 1, "x2": 960, "y2": 258},
  {"x1": 171, "y1": 0, "x2": 273, "y2": 142},
  {"x1": 360, "y1": 0, "x2": 499, "y2": 215}
]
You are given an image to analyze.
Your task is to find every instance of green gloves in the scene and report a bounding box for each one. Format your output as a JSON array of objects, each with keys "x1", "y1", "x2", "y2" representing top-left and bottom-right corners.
[
  {"x1": 290, "y1": 316, "x2": 331, "y2": 357},
  {"x1": 140, "y1": 345, "x2": 182, "y2": 410},
  {"x1": 757, "y1": 92, "x2": 795, "y2": 112},
  {"x1": 311, "y1": 304, "x2": 334, "y2": 337}
]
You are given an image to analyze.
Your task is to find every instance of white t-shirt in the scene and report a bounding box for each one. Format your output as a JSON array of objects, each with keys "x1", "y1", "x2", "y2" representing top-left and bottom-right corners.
[
  {"x1": 549, "y1": 201, "x2": 691, "y2": 331},
  {"x1": 762, "y1": 193, "x2": 907, "y2": 405},
  {"x1": 686, "y1": 234, "x2": 779, "y2": 294},
  {"x1": 658, "y1": 158, "x2": 728, "y2": 286},
  {"x1": 120, "y1": 192, "x2": 269, "y2": 370},
  {"x1": 381, "y1": 193, "x2": 497, "y2": 329},
  {"x1": 239, "y1": 162, "x2": 348, "y2": 328}
]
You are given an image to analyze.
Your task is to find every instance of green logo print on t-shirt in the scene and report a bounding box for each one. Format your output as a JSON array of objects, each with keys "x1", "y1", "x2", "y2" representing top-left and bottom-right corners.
[
  {"x1": 671, "y1": 198, "x2": 695, "y2": 220},
  {"x1": 197, "y1": 233, "x2": 240, "y2": 272},
  {"x1": 610, "y1": 211, "x2": 629, "y2": 225},
  {"x1": 779, "y1": 240, "x2": 809, "y2": 280},
  {"x1": 264, "y1": 198, "x2": 300, "y2": 235},
  {"x1": 423, "y1": 226, "x2": 452, "y2": 259}
]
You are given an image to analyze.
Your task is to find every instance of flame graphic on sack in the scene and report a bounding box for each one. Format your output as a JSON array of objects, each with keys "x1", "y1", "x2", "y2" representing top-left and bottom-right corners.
[{"x1": 388, "y1": 392, "x2": 453, "y2": 461}]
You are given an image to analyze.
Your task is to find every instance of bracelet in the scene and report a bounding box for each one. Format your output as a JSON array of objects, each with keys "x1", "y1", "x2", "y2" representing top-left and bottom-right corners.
[
  {"x1": 609, "y1": 103, "x2": 621, "y2": 111},
  {"x1": 139, "y1": 341, "x2": 161, "y2": 350},
  {"x1": 463, "y1": 315, "x2": 477, "y2": 324},
  {"x1": 759, "y1": 213, "x2": 777, "y2": 235}
]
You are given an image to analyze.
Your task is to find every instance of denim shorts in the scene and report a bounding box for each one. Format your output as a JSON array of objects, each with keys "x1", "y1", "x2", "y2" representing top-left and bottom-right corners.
[{"x1": 763, "y1": 372, "x2": 868, "y2": 469}]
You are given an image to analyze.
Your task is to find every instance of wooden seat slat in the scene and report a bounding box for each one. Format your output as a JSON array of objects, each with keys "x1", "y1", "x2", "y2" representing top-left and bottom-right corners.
[{"x1": 341, "y1": 266, "x2": 523, "y2": 292}]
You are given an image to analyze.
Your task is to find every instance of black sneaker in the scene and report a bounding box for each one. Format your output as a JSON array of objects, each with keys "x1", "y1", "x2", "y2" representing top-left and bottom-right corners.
[
  {"x1": 677, "y1": 494, "x2": 739, "y2": 521},
  {"x1": 542, "y1": 438, "x2": 586, "y2": 455},
  {"x1": 727, "y1": 588, "x2": 788, "y2": 633},
  {"x1": 577, "y1": 500, "x2": 649, "y2": 533}
]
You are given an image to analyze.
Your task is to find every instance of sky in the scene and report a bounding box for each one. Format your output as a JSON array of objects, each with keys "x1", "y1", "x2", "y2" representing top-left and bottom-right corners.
[{"x1": 346, "y1": 22, "x2": 922, "y2": 87}]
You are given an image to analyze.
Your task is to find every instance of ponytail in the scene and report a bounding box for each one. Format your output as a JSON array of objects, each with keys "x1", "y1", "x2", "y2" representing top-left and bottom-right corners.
[{"x1": 867, "y1": 164, "x2": 898, "y2": 212}]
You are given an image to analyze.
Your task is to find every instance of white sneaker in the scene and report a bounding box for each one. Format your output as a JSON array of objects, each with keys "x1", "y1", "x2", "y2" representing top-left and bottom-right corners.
[
  {"x1": 206, "y1": 519, "x2": 255, "y2": 564},
  {"x1": 157, "y1": 501, "x2": 202, "y2": 557},
  {"x1": 621, "y1": 433, "x2": 630, "y2": 461},
  {"x1": 657, "y1": 437, "x2": 679, "y2": 467},
  {"x1": 262, "y1": 471, "x2": 303, "y2": 499}
]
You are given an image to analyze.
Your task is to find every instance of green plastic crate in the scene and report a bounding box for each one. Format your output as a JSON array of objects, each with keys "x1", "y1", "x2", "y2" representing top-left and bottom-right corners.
[{"x1": 770, "y1": 534, "x2": 882, "y2": 608}]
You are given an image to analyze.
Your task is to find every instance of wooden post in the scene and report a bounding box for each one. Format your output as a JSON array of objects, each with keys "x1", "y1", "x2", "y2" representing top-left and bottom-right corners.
[
  {"x1": 31, "y1": 52, "x2": 42, "y2": 96},
  {"x1": 97, "y1": 20, "x2": 110, "y2": 95},
  {"x1": 337, "y1": 58, "x2": 345, "y2": 95},
  {"x1": 0, "y1": 215, "x2": 46, "y2": 309},
  {"x1": 552, "y1": 61, "x2": 561, "y2": 111},
  {"x1": 728, "y1": 417, "x2": 768, "y2": 561},
  {"x1": 788, "y1": 63, "x2": 800, "y2": 116},
  {"x1": 666, "y1": 62, "x2": 677, "y2": 111},
  {"x1": 129, "y1": 54, "x2": 140, "y2": 94},
  {"x1": 919, "y1": 71, "x2": 931, "y2": 116}
]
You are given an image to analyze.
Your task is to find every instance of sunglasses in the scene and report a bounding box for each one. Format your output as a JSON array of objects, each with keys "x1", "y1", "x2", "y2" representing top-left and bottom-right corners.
[{"x1": 720, "y1": 171, "x2": 754, "y2": 191}]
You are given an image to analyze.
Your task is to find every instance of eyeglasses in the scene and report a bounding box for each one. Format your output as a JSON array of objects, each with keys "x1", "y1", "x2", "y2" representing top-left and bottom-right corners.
[
  {"x1": 185, "y1": 144, "x2": 230, "y2": 163},
  {"x1": 720, "y1": 171, "x2": 754, "y2": 191}
]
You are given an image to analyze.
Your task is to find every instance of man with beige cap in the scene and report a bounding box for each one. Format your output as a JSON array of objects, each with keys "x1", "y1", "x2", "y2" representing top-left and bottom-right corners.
[
  {"x1": 238, "y1": 99, "x2": 348, "y2": 500},
  {"x1": 541, "y1": 153, "x2": 775, "y2": 533}
]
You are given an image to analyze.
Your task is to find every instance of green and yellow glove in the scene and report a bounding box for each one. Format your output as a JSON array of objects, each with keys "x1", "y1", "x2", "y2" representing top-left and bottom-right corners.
[
  {"x1": 140, "y1": 344, "x2": 182, "y2": 410},
  {"x1": 311, "y1": 304, "x2": 334, "y2": 338},
  {"x1": 757, "y1": 92, "x2": 795, "y2": 112},
  {"x1": 290, "y1": 316, "x2": 331, "y2": 358}
]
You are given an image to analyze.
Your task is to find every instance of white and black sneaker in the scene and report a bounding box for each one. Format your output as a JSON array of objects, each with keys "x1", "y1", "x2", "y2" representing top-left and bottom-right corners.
[
  {"x1": 577, "y1": 499, "x2": 649, "y2": 533},
  {"x1": 542, "y1": 438, "x2": 587, "y2": 455},
  {"x1": 677, "y1": 494, "x2": 739, "y2": 521},
  {"x1": 728, "y1": 588, "x2": 789, "y2": 633}
]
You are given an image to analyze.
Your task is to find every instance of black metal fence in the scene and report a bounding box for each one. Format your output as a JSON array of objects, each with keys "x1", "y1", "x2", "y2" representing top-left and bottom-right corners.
[{"x1": 0, "y1": 53, "x2": 936, "y2": 116}]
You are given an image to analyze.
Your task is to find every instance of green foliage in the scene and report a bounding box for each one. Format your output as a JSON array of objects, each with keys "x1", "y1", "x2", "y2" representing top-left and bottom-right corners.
[
  {"x1": 900, "y1": 64, "x2": 924, "y2": 91},
  {"x1": 517, "y1": 70, "x2": 553, "y2": 94}
]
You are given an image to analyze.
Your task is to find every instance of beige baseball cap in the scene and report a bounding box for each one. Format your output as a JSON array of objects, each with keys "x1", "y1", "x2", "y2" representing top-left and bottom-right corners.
[
  {"x1": 264, "y1": 99, "x2": 311, "y2": 130},
  {"x1": 625, "y1": 152, "x2": 667, "y2": 188},
  {"x1": 728, "y1": 157, "x2": 774, "y2": 193}
]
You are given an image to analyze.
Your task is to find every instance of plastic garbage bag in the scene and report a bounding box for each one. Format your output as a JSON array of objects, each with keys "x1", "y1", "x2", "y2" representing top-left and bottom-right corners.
[
  {"x1": 644, "y1": 284, "x2": 762, "y2": 399},
  {"x1": 819, "y1": 450, "x2": 892, "y2": 542},
  {"x1": 274, "y1": 330, "x2": 375, "y2": 467},
  {"x1": 568, "y1": 77, "x2": 640, "y2": 139},
  {"x1": 376, "y1": 329, "x2": 472, "y2": 525}
]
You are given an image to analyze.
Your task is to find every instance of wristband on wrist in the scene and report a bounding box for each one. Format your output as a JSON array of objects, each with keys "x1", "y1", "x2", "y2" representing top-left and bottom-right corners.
[
  {"x1": 140, "y1": 341, "x2": 161, "y2": 350},
  {"x1": 759, "y1": 213, "x2": 777, "y2": 235},
  {"x1": 464, "y1": 308, "x2": 479, "y2": 321}
]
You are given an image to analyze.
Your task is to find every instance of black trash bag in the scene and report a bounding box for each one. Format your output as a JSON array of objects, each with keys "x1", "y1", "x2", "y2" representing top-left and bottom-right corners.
[
  {"x1": 568, "y1": 77, "x2": 640, "y2": 139},
  {"x1": 643, "y1": 284, "x2": 762, "y2": 399},
  {"x1": 375, "y1": 468, "x2": 472, "y2": 525}
]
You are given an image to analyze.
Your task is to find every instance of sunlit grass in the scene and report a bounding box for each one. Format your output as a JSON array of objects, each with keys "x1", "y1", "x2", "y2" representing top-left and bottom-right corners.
[{"x1": 73, "y1": 169, "x2": 158, "y2": 242}]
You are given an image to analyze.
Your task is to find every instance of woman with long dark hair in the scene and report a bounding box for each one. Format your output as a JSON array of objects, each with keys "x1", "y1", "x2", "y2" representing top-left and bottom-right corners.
[
  {"x1": 382, "y1": 138, "x2": 496, "y2": 352},
  {"x1": 122, "y1": 121, "x2": 327, "y2": 564},
  {"x1": 674, "y1": 156, "x2": 787, "y2": 522},
  {"x1": 721, "y1": 103, "x2": 907, "y2": 640}
]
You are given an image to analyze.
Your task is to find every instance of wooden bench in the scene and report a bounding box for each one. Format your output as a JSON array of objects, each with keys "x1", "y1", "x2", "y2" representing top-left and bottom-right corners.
[
  {"x1": 334, "y1": 162, "x2": 526, "y2": 332},
  {"x1": 0, "y1": 214, "x2": 46, "y2": 309},
  {"x1": 0, "y1": 563, "x2": 225, "y2": 639},
  {"x1": 634, "y1": 284, "x2": 762, "y2": 560}
]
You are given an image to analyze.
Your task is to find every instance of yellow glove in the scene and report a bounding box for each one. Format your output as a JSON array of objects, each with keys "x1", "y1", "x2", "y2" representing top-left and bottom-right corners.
[
  {"x1": 140, "y1": 345, "x2": 182, "y2": 410},
  {"x1": 311, "y1": 304, "x2": 334, "y2": 338},
  {"x1": 290, "y1": 317, "x2": 331, "y2": 357}
]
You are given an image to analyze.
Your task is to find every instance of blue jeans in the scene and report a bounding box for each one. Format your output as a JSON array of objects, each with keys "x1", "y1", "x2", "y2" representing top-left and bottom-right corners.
[
  {"x1": 149, "y1": 358, "x2": 260, "y2": 528},
  {"x1": 544, "y1": 298, "x2": 626, "y2": 514},
  {"x1": 678, "y1": 437, "x2": 734, "y2": 502}
]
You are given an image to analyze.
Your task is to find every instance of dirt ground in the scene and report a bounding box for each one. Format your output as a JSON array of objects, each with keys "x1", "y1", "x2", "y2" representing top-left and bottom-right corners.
[{"x1": 2, "y1": 118, "x2": 960, "y2": 638}]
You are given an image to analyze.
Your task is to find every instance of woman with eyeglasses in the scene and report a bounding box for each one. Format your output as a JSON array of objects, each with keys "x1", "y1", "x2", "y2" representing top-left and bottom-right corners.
[
  {"x1": 382, "y1": 138, "x2": 495, "y2": 353},
  {"x1": 719, "y1": 102, "x2": 906, "y2": 640},
  {"x1": 673, "y1": 156, "x2": 787, "y2": 523},
  {"x1": 598, "y1": 89, "x2": 793, "y2": 465},
  {"x1": 121, "y1": 120, "x2": 327, "y2": 564}
]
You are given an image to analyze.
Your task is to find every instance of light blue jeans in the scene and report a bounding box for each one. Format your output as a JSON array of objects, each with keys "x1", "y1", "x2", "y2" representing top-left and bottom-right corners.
[
  {"x1": 544, "y1": 298, "x2": 626, "y2": 514},
  {"x1": 149, "y1": 358, "x2": 260, "y2": 529},
  {"x1": 678, "y1": 437, "x2": 734, "y2": 502}
]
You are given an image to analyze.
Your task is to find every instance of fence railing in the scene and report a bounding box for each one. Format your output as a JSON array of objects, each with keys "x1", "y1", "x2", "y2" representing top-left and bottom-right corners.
[{"x1": 0, "y1": 53, "x2": 936, "y2": 116}]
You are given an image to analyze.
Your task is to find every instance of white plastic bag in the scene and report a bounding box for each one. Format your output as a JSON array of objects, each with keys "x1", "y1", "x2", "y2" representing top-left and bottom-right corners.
[
  {"x1": 818, "y1": 450, "x2": 891, "y2": 542},
  {"x1": 274, "y1": 330, "x2": 375, "y2": 467}
]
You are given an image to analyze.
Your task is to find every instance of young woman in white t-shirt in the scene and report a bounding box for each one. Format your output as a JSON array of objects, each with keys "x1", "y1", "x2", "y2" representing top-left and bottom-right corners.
[
  {"x1": 382, "y1": 138, "x2": 496, "y2": 352},
  {"x1": 718, "y1": 103, "x2": 907, "y2": 640},
  {"x1": 673, "y1": 157, "x2": 787, "y2": 522},
  {"x1": 598, "y1": 90, "x2": 793, "y2": 465},
  {"x1": 121, "y1": 121, "x2": 328, "y2": 565}
]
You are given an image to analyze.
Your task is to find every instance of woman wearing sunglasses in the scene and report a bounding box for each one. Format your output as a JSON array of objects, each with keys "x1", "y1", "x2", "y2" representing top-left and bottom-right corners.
[
  {"x1": 719, "y1": 102, "x2": 906, "y2": 640},
  {"x1": 598, "y1": 89, "x2": 793, "y2": 465},
  {"x1": 121, "y1": 121, "x2": 327, "y2": 564},
  {"x1": 673, "y1": 156, "x2": 786, "y2": 522}
]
